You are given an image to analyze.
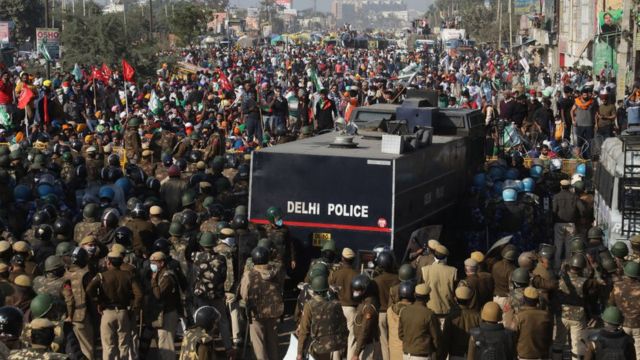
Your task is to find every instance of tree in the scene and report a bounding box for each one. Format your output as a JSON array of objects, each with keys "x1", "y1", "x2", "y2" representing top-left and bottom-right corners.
[
  {"x1": 205, "y1": 0, "x2": 229, "y2": 12},
  {"x1": 0, "y1": 0, "x2": 44, "y2": 44},
  {"x1": 169, "y1": 2, "x2": 208, "y2": 45}
]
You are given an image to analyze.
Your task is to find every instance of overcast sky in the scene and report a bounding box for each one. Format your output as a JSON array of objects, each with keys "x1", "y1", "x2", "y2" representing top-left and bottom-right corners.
[{"x1": 229, "y1": 0, "x2": 432, "y2": 12}]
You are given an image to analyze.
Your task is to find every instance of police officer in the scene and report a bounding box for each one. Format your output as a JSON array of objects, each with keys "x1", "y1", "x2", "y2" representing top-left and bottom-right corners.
[
  {"x1": 160, "y1": 165, "x2": 188, "y2": 215},
  {"x1": 0, "y1": 306, "x2": 25, "y2": 354},
  {"x1": 123, "y1": 203, "x2": 155, "y2": 256},
  {"x1": 628, "y1": 235, "x2": 640, "y2": 263},
  {"x1": 502, "y1": 267, "x2": 530, "y2": 330},
  {"x1": 414, "y1": 239, "x2": 439, "y2": 283},
  {"x1": 467, "y1": 302, "x2": 517, "y2": 359},
  {"x1": 552, "y1": 254, "x2": 602, "y2": 359},
  {"x1": 388, "y1": 280, "x2": 415, "y2": 359},
  {"x1": 459, "y1": 258, "x2": 494, "y2": 312},
  {"x1": 262, "y1": 206, "x2": 296, "y2": 271},
  {"x1": 178, "y1": 306, "x2": 219, "y2": 360},
  {"x1": 398, "y1": 283, "x2": 440, "y2": 360},
  {"x1": 306, "y1": 239, "x2": 339, "y2": 282},
  {"x1": 86, "y1": 250, "x2": 143, "y2": 360},
  {"x1": 420, "y1": 244, "x2": 456, "y2": 318},
  {"x1": 609, "y1": 261, "x2": 640, "y2": 358},
  {"x1": 584, "y1": 306, "x2": 636, "y2": 360},
  {"x1": 147, "y1": 251, "x2": 180, "y2": 360},
  {"x1": 297, "y1": 275, "x2": 348, "y2": 360},
  {"x1": 328, "y1": 248, "x2": 359, "y2": 359},
  {"x1": 442, "y1": 286, "x2": 480, "y2": 360},
  {"x1": 492, "y1": 244, "x2": 518, "y2": 310},
  {"x1": 8, "y1": 318, "x2": 68, "y2": 359},
  {"x1": 350, "y1": 274, "x2": 378, "y2": 360},
  {"x1": 74, "y1": 203, "x2": 101, "y2": 243},
  {"x1": 239, "y1": 246, "x2": 285, "y2": 360},
  {"x1": 32, "y1": 256, "x2": 65, "y2": 300},
  {"x1": 149, "y1": 206, "x2": 170, "y2": 239},
  {"x1": 214, "y1": 228, "x2": 241, "y2": 347},
  {"x1": 191, "y1": 232, "x2": 234, "y2": 356},
  {"x1": 62, "y1": 247, "x2": 94, "y2": 360},
  {"x1": 552, "y1": 179, "x2": 584, "y2": 268},
  {"x1": 532, "y1": 244, "x2": 557, "y2": 305},
  {"x1": 513, "y1": 287, "x2": 553, "y2": 359},
  {"x1": 124, "y1": 117, "x2": 142, "y2": 162},
  {"x1": 373, "y1": 251, "x2": 400, "y2": 360}
]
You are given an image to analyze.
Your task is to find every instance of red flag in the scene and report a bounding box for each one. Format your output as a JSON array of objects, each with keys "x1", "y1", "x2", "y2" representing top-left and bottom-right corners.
[
  {"x1": 122, "y1": 59, "x2": 135, "y2": 82},
  {"x1": 216, "y1": 69, "x2": 232, "y2": 91},
  {"x1": 91, "y1": 66, "x2": 107, "y2": 84},
  {"x1": 17, "y1": 86, "x2": 35, "y2": 110},
  {"x1": 101, "y1": 63, "x2": 113, "y2": 80}
]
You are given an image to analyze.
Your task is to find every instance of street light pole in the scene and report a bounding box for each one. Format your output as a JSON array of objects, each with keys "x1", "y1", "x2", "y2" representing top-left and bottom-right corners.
[{"x1": 45, "y1": 0, "x2": 51, "y2": 79}]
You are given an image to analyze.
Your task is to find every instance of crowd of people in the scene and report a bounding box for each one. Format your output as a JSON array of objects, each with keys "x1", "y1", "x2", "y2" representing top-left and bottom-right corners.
[{"x1": 0, "y1": 31, "x2": 635, "y2": 360}]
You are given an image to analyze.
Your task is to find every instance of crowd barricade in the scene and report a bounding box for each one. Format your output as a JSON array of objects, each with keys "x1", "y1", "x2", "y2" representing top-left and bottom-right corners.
[{"x1": 486, "y1": 156, "x2": 592, "y2": 176}]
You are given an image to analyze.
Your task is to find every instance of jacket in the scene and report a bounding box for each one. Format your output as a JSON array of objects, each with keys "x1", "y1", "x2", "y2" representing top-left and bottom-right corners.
[
  {"x1": 422, "y1": 261, "x2": 457, "y2": 315},
  {"x1": 514, "y1": 306, "x2": 553, "y2": 359},
  {"x1": 398, "y1": 301, "x2": 440, "y2": 356}
]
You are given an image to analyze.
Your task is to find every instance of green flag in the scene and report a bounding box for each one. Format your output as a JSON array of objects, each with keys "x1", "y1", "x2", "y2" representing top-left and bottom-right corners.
[
  {"x1": 38, "y1": 38, "x2": 51, "y2": 62},
  {"x1": 149, "y1": 90, "x2": 162, "y2": 115},
  {"x1": 0, "y1": 107, "x2": 11, "y2": 128},
  {"x1": 307, "y1": 68, "x2": 324, "y2": 92}
]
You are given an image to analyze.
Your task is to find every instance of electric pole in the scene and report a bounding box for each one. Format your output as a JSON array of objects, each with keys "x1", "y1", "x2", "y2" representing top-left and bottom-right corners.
[
  {"x1": 497, "y1": 0, "x2": 502, "y2": 49},
  {"x1": 508, "y1": 0, "x2": 513, "y2": 53},
  {"x1": 149, "y1": 0, "x2": 154, "y2": 40},
  {"x1": 44, "y1": 0, "x2": 51, "y2": 79}
]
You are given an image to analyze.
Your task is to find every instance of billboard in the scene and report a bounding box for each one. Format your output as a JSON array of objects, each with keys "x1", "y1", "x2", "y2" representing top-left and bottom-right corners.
[
  {"x1": 0, "y1": 22, "x2": 9, "y2": 44},
  {"x1": 599, "y1": 9, "x2": 623, "y2": 34},
  {"x1": 36, "y1": 28, "x2": 61, "y2": 59},
  {"x1": 514, "y1": 0, "x2": 538, "y2": 15},
  {"x1": 276, "y1": 0, "x2": 292, "y2": 9}
]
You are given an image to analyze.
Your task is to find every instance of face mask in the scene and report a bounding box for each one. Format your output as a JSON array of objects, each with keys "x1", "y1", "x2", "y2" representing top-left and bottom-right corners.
[
  {"x1": 84, "y1": 245, "x2": 96, "y2": 255},
  {"x1": 275, "y1": 219, "x2": 283, "y2": 227},
  {"x1": 150, "y1": 263, "x2": 159, "y2": 273}
]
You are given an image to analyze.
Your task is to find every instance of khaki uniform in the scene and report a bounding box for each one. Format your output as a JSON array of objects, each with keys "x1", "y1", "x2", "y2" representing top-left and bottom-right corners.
[
  {"x1": 421, "y1": 261, "x2": 457, "y2": 315},
  {"x1": 62, "y1": 264, "x2": 94, "y2": 360},
  {"x1": 491, "y1": 259, "x2": 516, "y2": 309},
  {"x1": 388, "y1": 299, "x2": 411, "y2": 360},
  {"x1": 123, "y1": 128, "x2": 141, "y2": 161},
  {"x1": 532, "y1": 262, "x2": 558, "y2": 305},
  {"x1": 609, "y1": 275, "x2": 640, "y2": 358},
  {"x1": 86, "y1": 266, "x2": 143, "y2": 360},
  {"x1": 399, "y1": 301, "x2": 440, "y2": 359},
  {"x1": 441, "y1": 305, "x2": 480, "y2": 359},
  {"x1": 147, "y1": 268, "x2": 180, "y2": 360},
  {"x1": 514, "y1": 305, "x2": 553, "y2": 359},
  {"x1": 214, "y1": 242, "x2": 240, "y2": 344},
  {"x1": 122, "y1": 218, "x2": 155, "y2": 256},
  {"x1": 459, "y1": 272, "x2": 494, "y2": 312},
  {"x1": 328, "y1": 262, "x2": 358, "y2": 359},
  {"x1": 414, "y1": 253, "x2": 435, "y2": 284},
  {"x1": 353, "y1": 296, "x2": 379, "y2": 360},
  {"x1": 374, "y1": 272, "x2": 400, "y2": 360}
]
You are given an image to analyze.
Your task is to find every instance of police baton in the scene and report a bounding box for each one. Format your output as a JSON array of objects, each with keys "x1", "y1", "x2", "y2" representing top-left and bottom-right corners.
[
  {"x1": 138, "y1": 309, "x2": 143, "y2": 339},
  {"x1": 242, "y1": 305, "x2": 252, "y2": 359}
]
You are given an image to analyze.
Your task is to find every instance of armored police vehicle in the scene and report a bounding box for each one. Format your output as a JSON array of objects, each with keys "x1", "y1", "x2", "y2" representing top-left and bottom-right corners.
[{"x1": 249, "y1": 102, "x2": 484, "y2": 263}]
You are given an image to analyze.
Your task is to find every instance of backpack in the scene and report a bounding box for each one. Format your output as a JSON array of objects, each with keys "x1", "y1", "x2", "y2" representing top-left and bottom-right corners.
[
  {"x1": 248, "y1": 269, "x2": 284, "y2": 319},
  {"x1": 470, "y1": 328, "x2": 508, "y2": 360},
  {"x1": 593, "y1": 333, "x2": 629, "y2": 360},
  {"x1": 309, "y1": 298, "x2": 348, "y2": 354}
]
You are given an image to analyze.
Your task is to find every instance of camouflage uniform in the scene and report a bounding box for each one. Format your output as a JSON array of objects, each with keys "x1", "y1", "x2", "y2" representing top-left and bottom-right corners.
[
  {"x1": 59, "y1": 163, "x2": 75, "y2": 185},
  {"x1": 178, "y1": 326, "x2": 214, "y2": 360},
  {"x1": 553, "y1": 271, "x2": 599, "y2": 358},
  {"x1": 213, "y1": 242, "x2": 240, "y2": 344},
  {"x1": 262, "y1": 224, "x2": 295, "y2": 268},
  {"x1": 8, "y1": 346, "x2": 69, "y2": 359},
  {"x1": 190, "y1": 249, "x2": 232, "y2": 350},
  {"x1": 21, "y1": 227, "x2": 36, "y2": 244},
  {"x1": 609, "y1": 275, "x2": 640, "y2": 358},
  {"x1": 199, "y1": 218, "x2": 219, "y2": 233},
  {"x1": 139, "y1": 159, "x2": 157, "y2": 178},
  {"x1": 19, "y1": 321, "x2": 66, "y2": 354},
  {"x1": 502, "y1": 287, "x2": 525, "y2": 330},
  {"x1": 297, "y1": 294, "x2": 348, "y2": 360}
]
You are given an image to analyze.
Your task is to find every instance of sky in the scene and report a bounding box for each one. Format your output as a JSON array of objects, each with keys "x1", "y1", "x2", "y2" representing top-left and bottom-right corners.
[{"x1": 229, "y1": 0, "x2": 432, "y2": 12}]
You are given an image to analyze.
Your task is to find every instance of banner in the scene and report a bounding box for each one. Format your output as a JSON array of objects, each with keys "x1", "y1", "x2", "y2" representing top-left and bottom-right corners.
[
  {"x1": 599, "y1": 9, "x2": 623, "y2": 34},
  {"x1": 276, "y1": 0, "x2": 292, "y2": 9},
  {"x1": 36, "y1": 28, "x2": 61, "y2": 60},
  {"x1": 0, "y1": 22, "x2": 9, "y2": 44}
]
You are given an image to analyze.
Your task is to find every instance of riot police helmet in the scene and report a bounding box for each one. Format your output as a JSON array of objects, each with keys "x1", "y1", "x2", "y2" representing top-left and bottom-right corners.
[{"x1": 251, "y1": 246, "x2": 270, "y2": 265}]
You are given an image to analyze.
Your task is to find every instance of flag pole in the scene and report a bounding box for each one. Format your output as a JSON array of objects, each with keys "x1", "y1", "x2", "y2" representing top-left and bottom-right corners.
[{"x1": 124, "y1": 81, "x2": 129, "y2": 117}]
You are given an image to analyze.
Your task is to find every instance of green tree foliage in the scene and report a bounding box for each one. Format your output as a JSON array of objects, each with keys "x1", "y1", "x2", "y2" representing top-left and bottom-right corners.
[
  {"x1": 0, "y1": 0, "x2": 44, "y2": 43},
  {"x1": 169, "y1": 2, "x2": 208, "y2": 45}
]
